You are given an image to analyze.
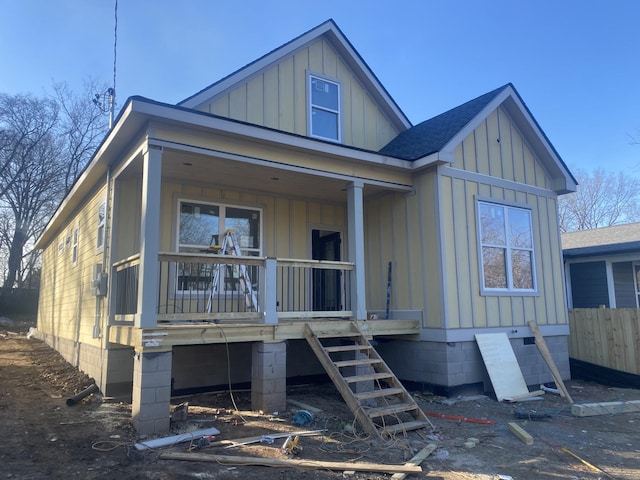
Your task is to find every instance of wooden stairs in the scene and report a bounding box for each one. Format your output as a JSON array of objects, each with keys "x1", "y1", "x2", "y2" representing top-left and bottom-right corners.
[{"x1": 304, "y1": 322, "x2": 433, "y2": 438}]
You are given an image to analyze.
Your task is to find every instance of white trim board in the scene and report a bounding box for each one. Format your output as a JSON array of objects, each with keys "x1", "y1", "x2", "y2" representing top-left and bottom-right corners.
[{"x1": 475, "y1": 333, "x2": 529, "y2": 401}]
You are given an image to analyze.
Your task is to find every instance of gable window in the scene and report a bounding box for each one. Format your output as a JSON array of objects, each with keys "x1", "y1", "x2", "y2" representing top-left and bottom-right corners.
[
  {"x1": 96, "y1": 201, "x2": 106, "y2": 251},
  {"x1": 177, "y1": 200, "x2": 261, "y2": 292},
  {"x1": 477, "y1": 200, "x2": 536, "y2": 294},
  {"x1": 308, "y1": 74, "x2": 341, "y2": 142}
]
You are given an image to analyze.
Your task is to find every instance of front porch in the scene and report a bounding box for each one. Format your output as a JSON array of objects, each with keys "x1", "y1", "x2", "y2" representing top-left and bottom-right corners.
[{"x1": 106, "y1": 249, "x2": 420, "y2": 435}]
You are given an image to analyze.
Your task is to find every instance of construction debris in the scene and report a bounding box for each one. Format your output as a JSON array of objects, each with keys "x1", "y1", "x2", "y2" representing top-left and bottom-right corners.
[
  {"x1": 134, "y1": 427, "x2": 220, "y2": 451},
  {"x1": 507, "y1": 422, "x2": 534, "y2": 445},
  {"x1": 160, "y1": 452, "x2": 423, "y2": 474},
  {"x1": 571, "y1": 399, "x2": 640, "y2": 417},
  {"x1": 390, "y1": 444, "x2": 437, "y2": 480}
]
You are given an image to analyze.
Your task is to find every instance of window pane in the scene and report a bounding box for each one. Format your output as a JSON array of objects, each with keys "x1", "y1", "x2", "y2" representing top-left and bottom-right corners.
[
  {"x1": 483, "y1": 246, "x2": 507, "y2": 288},
  {"x1": 179, "y1": 202, "x2": 219, "y2": 247},
  {"x1": 480, "y1": 203, "x2": 506, "y2": 245},
  {"x1": 311, "y1": 108, "x2": 338, "y2": 139},
  {"x1": 226, "y1": 207, "x2": 260, "y2": 250},
  {"x1": 311, "y1": 77, "x2": 339, "y2": 110},
  {"x1": 512, "y1": 249, "x2": 533, "y2": 289},
  {"x1": 508, "y1": 208, "x2": 532, "y2": 248}
]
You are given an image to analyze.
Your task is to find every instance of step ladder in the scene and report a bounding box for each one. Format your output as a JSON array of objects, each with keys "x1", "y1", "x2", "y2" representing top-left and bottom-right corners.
[
  {"x1": 207, "y1": 229, "x2": 258, "y2": 313},
  {"x1": 304, "y1": 322, "x2": 433, "y2": 438}
]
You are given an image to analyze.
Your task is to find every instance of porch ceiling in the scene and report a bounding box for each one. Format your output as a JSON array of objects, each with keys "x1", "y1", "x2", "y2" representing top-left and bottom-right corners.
[{"x1": 160, "y1": 148, "x2": 399, "y2": 203}]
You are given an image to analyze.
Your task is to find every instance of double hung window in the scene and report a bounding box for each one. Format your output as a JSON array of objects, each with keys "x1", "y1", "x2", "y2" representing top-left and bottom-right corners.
[
  {"x1": 308, "y1": 74, "x2": 341, "y2": 142},
  {"x1": 478, "y1": 200, "x2": 536, "y2": 293}
]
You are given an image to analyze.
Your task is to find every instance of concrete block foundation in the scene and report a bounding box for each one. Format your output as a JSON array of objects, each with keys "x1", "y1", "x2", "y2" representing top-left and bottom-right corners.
[
  {"x1": 251, "y1": 341, "x2": 287, "y2": 413},
  {"x1": 132, "y1": 349, "x2": 173, "y2": 435}
]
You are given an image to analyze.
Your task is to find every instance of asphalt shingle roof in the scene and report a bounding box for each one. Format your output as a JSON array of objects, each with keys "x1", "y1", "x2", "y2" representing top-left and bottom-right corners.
[
  {"x1": 379, "y1": 84, "x2": 511, "y2": 161},
  {"x1": 562, "y1": 222, "x2": 640, "y2": 257}
]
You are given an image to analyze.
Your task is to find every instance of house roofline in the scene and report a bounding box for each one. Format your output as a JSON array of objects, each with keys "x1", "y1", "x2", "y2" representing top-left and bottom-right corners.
[
  {"x1": 563, "y1": 241, "x2": 640, "y2": 259},
  {"x1": 437, "y1": 84, "x2": 577, "y2": 194},
  {"x1": 35, "y1": 95, "x2": 413, "y2": 249},
  {"x1": 178, "y1": 19, "x2": 412, "y2": 132}
]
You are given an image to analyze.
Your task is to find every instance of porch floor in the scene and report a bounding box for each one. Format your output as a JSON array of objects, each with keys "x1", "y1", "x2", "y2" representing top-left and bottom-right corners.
[{"x1": 108, "y1": 319, "x2": 420, "y2": 351}]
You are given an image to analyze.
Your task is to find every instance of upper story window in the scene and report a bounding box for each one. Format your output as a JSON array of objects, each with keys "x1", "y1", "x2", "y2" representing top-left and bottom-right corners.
[
  {"x1": 308, "y1": 74, "x2": 341, "y2": 142},
  {"x1": 477, "y1": 200, "x2": 536, "y2": 294}
]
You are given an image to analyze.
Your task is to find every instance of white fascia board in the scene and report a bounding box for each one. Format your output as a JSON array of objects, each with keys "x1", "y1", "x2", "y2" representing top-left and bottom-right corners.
[
  {"x1": 134, "y1": 99, "x2": 413, "y2": 169},
  {"x1": 35, "y1": 101, "x2": 139, "y2": 249},
  {"x1": 179, "y1": 21, "x2": 411, "y2": 131},
  {"x1": 436, "y1": 86, "x2": 576, "y2": 194},
  {"x1": 410, "y1": 151, "x2": 455, "y2": 170}
]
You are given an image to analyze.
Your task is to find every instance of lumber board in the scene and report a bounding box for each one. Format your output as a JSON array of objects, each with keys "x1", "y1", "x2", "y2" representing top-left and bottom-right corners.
[
  {"x1": 391, "y1": 444, "x2": 437, "y2": 479},
  {"x1": 287, "y1": 399, "x2": 323, "y2": 414},
  {"x1": 528, "y1": 321, "x2": 573, "y2": 403},
  {"x1": 508, "y1": 422, "x2": 534, "y2": 445},
  {"x1": 504, "y1": 390, "x2": 545, "y2": 402},
  {"x1": 160, "y1": 452, "x2": 422, "y2": 474},
  {"x1": 571, "y1": 400, "x2": 640, "y2": 417},
  {"x1": 475, "y1": 333, "x2": 529, "y2": 401}
]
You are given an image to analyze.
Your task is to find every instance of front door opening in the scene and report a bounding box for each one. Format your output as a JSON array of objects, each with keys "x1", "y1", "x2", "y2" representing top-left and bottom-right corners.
[{"x1": 312, "y1": 230, "x2": 341, "y2": 311}]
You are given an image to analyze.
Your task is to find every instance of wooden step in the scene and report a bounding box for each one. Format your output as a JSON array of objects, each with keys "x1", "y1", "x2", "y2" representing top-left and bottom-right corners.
[
  {"x1": 333, "y1": 358, "x2": 382, "y2": 368},
  {"x1": 382, "y1": 420, "x2": 432, "y2": 436},
  {"x1": 344, "y1": 372, "x2": 393, "y2": 383},
  {"x1": 366, "y1": 402, "x2": 418, "y2": 418},
  {"x1": 354, "y1": 388, "x2": 405, "y2": 401},
  {"x1": 314, "y1": 331, "x2": 362, "y2": 339},
  {"x1": 323, "y1": 344, "x2": 371, "y2": 353}
]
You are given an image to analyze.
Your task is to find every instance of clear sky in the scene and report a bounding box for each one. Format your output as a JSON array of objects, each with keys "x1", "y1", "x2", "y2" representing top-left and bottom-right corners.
[{"x1": 1, "y1": 0, "x2": 639, "y2": 177}]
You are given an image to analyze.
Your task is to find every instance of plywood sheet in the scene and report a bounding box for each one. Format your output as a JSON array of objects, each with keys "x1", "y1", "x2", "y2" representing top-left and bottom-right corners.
[{"x1": 475, "y1": 333, "x2": 529, "y2": 401}]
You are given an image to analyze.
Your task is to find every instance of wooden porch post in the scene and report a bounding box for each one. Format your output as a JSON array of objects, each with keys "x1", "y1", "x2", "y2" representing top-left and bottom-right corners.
[
  {"x1": 136, "y1": 145, "x2": 162, "y2": 328},
  {"x1": 262, "y1": 257, "x2": 278, "y2": 324},
  {"x1": 347, "y1": 181, "x2": 367, "y2": 320}
]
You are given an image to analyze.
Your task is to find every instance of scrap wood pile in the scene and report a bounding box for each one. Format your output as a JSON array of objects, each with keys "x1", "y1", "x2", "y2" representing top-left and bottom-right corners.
[{"x1": 138, "y1": 404, "x2": 438, "y2": 476}]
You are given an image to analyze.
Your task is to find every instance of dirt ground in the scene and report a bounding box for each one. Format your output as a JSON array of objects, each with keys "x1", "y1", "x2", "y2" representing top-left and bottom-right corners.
[{"x1": 1, "y1": 317, "x2": 639, "y2": 480}]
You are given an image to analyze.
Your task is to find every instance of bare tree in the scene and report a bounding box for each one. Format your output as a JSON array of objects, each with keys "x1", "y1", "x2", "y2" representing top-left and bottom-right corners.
[
  {"x1": 558, "y1": 167, "x2": 640, "y2": 233},
  {"x1": 0, "y1": 84, "x2": 108, "y2": 288}
]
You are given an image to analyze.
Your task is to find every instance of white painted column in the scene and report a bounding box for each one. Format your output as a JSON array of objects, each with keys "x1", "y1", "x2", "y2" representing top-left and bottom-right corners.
[
  {"x1": 347, "y1": 181, "x2": 367, "y2": 320},
  {"x1": 136, "y1": 146, "x2": 162, "y2": 328},
  {"x1": 262, "y1": 258, "x2": 278, "y2": 324}
]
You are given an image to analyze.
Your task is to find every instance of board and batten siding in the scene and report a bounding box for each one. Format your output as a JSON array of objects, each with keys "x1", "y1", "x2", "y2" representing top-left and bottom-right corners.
[
  {"x1": 160, "y1": 181, "x2": 346, "y2": 258},
  {"x1": 194, "y1": 37, "x2": 399, "y2": 152},
  {"x1": 364, "y1": 172, "x2": 443, "y2": 329},
  {"x1": 440, "y1": 106, "x2": 566, "y2": 329},
  {"x1": 38, "y1": 186, "x2": 108, "y2": 346}
]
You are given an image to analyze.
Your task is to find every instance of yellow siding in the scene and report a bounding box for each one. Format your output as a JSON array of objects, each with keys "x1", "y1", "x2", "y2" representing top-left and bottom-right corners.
[
  {"x1": 157, "y1": 181, "x2": 346, "y2": 259},
  {"x1": 364, "y1": 171, "x2": 443, "y2": 328},
  {"x1": 437, "y1": 172, "x2": 565, "y2": 329},
  {"x1": 194, "y1": 37, "x2": 400, "y2": 151},
  {"x1": 452, "y1": 107, "x2": 554, "y2": 190},
  {"x1": 37, "y1": 186, "x2": 109, "y2": 347}
]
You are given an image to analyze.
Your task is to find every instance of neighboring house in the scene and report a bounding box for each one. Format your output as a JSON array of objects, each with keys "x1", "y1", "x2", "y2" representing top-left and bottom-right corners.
[
  {"x1": 35, "y1": 19, "x2": 577, "y2": 435},
  {"x1": 563, "y1": 222, "x2": 640, "y2": 308}
]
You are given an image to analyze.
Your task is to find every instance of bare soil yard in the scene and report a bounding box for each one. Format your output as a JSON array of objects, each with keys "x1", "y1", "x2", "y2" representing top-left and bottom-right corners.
[{"x1": 1, "y1": 317, "x2": 639, "y2": 479}]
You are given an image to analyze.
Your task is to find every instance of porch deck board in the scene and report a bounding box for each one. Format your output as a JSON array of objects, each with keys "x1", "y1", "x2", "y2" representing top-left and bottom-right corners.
[{"x1": 107, "y1": 319, "x2": 419, "y2": 351}]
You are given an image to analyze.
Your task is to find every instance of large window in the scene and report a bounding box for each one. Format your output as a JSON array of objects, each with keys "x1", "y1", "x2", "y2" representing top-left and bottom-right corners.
[
  {"x1": 308, "y1": 74, "x2": 341, "y2": 142},
  {"x1": 178, "y1": 201, "x2": 261, "y2": 255},
  {"x1": 177, "y1": 200, "x2": 261, "y2": 293},
  {"x1": 478, "y1": 200, "x2": 536, "y2": 293}
]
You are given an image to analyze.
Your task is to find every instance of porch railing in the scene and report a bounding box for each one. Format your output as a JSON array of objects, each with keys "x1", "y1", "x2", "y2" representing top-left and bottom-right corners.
[{"x1": 112, "y1": 252, "x2": 354, "y2": 324}]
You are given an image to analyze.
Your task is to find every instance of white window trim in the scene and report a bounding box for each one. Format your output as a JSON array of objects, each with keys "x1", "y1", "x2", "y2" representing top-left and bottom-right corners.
[
  {"x1": 96, "y1": 200, "x2": 106, "y2": 252},
  {"x1": 176, "y1": 198, "x2": 263, "y2": 295},
  {"x1": 71, "y1": 224, "x2": 79, "y2": 267},
  {"x1": 633, "y1": 262, "x2": 640, "y2": 308},
  {"x1": 307, "y1": 72, "x2": 342, "y2": 143},
  {"x1": 476, "y1": 197, "x2": 538, "y2": 296}
]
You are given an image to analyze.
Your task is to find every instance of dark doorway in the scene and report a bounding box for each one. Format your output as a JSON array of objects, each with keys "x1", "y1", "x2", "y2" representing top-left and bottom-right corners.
[{"x1": 312, "y1": 230, "x2": 342, "y2": 311}]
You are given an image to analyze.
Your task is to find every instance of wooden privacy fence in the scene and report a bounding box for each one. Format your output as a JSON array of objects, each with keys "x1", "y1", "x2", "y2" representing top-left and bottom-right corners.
[{"x1": 568, "y1": 308, "x2": 640, "y2": 375}]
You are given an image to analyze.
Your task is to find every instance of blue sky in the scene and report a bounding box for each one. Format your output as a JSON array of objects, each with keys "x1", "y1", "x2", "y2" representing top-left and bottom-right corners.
[{"x1": 1, "y1": 0, "x2": 639, "y2": 177}]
